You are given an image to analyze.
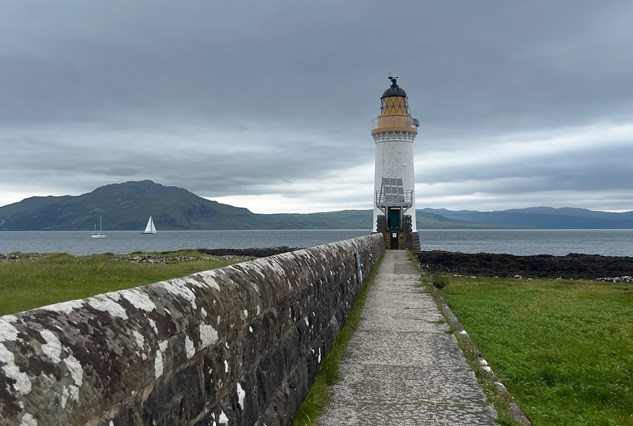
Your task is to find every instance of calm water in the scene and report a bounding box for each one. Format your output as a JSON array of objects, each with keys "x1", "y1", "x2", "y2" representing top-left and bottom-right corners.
[
  {"x1": 0, "y1": 230, "x2": 372, "y2": 256},
  {"x1": 420, "y1": 229, "x2": 633, "y2": 256},
  {"x1": 0, "y1": 229, "x2": 632, "y2": 257}
]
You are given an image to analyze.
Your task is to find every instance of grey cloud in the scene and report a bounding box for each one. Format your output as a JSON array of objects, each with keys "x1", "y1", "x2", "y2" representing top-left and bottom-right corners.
[{"x1": 1, "y1": 0, "x2": 633, "y2": 212}]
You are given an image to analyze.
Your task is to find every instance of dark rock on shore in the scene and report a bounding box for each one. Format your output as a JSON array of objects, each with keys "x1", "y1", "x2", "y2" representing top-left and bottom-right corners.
[
  {"x1": 197, "y1": 246, "x2": 299, "y2": 258},
  {"x1": 1, "y1": 247, "x2": 299, "y2": 263},
  {"x1": 0, "y1": 252, "x2": 42, "y2": 262},
  {"x1": 417, "y1": 250, "x2": 633, "y2": 281},
  {"x1": 121, "y1": 247, "x2": 301, "y2": 264}
]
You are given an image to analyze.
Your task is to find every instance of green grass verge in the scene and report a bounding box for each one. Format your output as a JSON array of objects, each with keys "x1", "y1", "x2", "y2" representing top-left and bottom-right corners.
[
  {"x1": 293, "y1": 254, "x2": 383, "y2": 426},
  {"x1": 0, "y1": 250, "x2": 250, "y2": 315},
  {"x1": 439, "y1": 275, "x2": 633, "y2": 426}
]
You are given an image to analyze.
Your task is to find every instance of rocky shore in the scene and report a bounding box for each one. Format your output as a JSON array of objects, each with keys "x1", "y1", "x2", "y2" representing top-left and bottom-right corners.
[
  {"x1": 197, "y1": 246, "x2": 298, "y2": 258},
  {"x1": 5, "y1": 248, "x2": 633, "y2": 283},
  {"x1": 119, "y1": 247, "x2": 299, "y2": 264},
  {"x1": 0, "y1": 247, "x2": 299, "y2": 264},
  {"x1": 417, "y1": 250, "x2": 633, "y2": 282}
]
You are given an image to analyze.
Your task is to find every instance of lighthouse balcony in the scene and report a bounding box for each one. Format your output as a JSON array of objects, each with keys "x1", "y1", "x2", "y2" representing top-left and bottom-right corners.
[{"x1": 371, "y1": 116, "x2": 419, "y2": 133}]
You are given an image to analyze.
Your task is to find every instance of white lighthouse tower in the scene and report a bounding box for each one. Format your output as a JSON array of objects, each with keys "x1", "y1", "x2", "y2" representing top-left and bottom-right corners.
[{"x1": 371, "y1": 76, "x2": 420, "y2": 251}]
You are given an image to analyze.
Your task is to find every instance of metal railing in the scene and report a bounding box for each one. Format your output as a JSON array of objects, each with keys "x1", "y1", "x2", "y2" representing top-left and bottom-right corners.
[
  {"x1": 371, "y1": 116, "x2": 419, "y2": 130},
  {"x1": 375, "y1": 189, "x2": 413, "y2": 208}
]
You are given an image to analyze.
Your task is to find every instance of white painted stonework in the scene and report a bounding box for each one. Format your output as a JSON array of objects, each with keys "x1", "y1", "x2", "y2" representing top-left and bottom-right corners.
[{"x1": 372, "y1": 136, "x2": 417, "y2": 231}]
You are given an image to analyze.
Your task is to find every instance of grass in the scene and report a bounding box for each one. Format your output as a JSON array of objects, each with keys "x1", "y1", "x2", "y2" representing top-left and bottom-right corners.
[
  {"x1": 293, "y1": 254, "x2": 383, "y2": 426},
  {"x1": 438, "y1": 274, "x2": 633, "y2": 426},
  {"x1": 0, "y1": 250, "x2": 250, "y2": 315}
]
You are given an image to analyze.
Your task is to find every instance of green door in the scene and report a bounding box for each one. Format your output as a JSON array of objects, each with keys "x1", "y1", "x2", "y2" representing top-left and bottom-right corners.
[{"x1": 388, "y1": 208, "x2": 401, "y2": 231}]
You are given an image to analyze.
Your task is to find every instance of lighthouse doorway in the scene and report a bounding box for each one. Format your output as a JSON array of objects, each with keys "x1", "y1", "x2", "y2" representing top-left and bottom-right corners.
[
  {"x1": 387, "y1": 208, "x2": 401, "y2": 249},
  {"x1": 387, "y1": 208, "x2": 401, "y2": 231}
]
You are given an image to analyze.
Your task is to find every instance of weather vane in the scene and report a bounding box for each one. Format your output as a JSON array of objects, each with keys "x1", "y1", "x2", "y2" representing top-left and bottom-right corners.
[{"x1": 388, "y1": 73, "x2": 398, "y2": 87}]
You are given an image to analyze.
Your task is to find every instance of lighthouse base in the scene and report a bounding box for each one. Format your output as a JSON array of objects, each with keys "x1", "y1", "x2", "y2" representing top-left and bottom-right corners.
[
  {"x1": 376, "y1": 215, "x2": 420, "y2": 253},
  {"x1": 407, "y1": 231, "x2": 421, "y2": 254}
]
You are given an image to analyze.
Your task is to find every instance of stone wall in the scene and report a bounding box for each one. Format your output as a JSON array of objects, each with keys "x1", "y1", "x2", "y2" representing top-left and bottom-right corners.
[{"x1": 0, "y1": 235, "x2": 384, "y2": 426}]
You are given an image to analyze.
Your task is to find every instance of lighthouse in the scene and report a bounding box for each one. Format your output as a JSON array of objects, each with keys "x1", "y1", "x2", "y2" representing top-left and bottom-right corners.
[{"x1": 371, "y1": 76, "x2": 420, "y2": 252}]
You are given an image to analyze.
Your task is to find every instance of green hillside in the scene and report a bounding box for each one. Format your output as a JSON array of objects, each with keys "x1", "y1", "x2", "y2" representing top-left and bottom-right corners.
[
  {"x1": 2, "y1": 181, "x2": 631, "y2": 230},
  {"x1": 0, "y1": 181, "x2": 257, "y2": 231},
  {"x1": 421, "y1": 207, "x2": 633, "y2": 229}
]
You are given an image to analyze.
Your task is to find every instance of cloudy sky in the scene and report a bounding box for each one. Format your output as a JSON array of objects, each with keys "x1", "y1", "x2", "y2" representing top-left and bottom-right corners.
[{"x1": 1, "y1": 1, "x2": 632, "y2": 213}]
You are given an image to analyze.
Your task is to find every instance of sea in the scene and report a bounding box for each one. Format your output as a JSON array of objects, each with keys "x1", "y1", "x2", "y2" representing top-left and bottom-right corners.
[{"x1": 1, "y1": 229, "x2": 632, "y2": 257}]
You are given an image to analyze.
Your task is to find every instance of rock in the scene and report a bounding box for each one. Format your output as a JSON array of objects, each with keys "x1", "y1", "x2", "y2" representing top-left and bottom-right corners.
[{"x1": 417, "y1": 250, "x2": 633, "y2": 281}]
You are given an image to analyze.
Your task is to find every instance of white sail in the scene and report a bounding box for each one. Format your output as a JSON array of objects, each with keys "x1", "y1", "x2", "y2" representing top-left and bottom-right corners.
[
  {"x1": 91, "y1": 216, "x2": 106, "y2": 238},
  {"x1": 142, "y1": 216, "x2": 157, "y2": 234}
]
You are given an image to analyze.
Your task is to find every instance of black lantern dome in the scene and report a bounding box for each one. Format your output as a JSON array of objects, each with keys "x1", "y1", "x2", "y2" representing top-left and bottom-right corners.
[{"x1": 381, "y1": 76, "x2": 407, "y2": 99}]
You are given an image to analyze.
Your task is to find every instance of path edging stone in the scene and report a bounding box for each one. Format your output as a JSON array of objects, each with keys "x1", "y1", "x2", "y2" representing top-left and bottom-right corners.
[{"x1": 418, "y1": 262, "x2": 532, "y2": 426}]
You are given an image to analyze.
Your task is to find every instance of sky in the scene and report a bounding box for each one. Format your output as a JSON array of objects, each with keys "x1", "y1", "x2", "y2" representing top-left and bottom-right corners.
[{"x1": 1, "y1": 1, "x2": 633, "y2": 214}]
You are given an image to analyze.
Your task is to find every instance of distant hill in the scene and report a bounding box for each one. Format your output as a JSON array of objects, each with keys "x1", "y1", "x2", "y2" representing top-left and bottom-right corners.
[
  {"x1": 0, "y1": 181, "x2": 259, "y2": 231},
  {"x1": 0, "y1": 181, "x2": 380, "y2": 231},
  {"x1": 421, "y1": 207, "x2": 633, "y2": 229},
  {"x1": 0, "y1": 181, "x2": 631, "y2": 230}
]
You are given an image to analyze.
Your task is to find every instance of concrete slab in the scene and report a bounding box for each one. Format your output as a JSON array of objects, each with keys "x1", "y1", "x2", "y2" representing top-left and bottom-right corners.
[{"x1": 318, "y1": 250, "x2": 497, "y2": 425}]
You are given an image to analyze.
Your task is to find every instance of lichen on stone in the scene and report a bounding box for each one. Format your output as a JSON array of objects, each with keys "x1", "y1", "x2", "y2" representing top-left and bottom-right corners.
[
  {"x1": 121, "y1": 288, "x2": 156, "y2": 312},
  {"x1": 132, "y1": 330, "x2": 146, "y2": 352},
  {"x1": 19, "y1": 413, "x2": 37, "y2": 426},
  {"x1": 63, "y1": 355, "x2": 83, "y2": 387},
  {"x1": 190, "y1": 271, "x2": 221, "y2": 291},
  {"x1": 154, "y1": 349, "x2": 163, "y2": 379},
  {"x1": 149, "y1": 319, "x2": 158, "y2": 335},
  {"x1": 0, "y1": 316, "x2": 19, "y2": 342},
  {"x1": 237, "y1": 382, "x2": 245, "y2": 410},
  {"x1": 199, "y1": 324, "x2": 219, "y2": 348},
  {"x1": 39, "y1": 329, "x2": 63, "y2": 363},
  {"x1": 158, "y1": 278, "x2": 198, "y2": 309},
  {"x1": 185, "y1": 336, "x2": 195, "y2": 359},
  {"x1": 0, "y1": 343, "x2": 32, "y2": 395},
  {"x1": 87, "y1": 294, "x2": 128, "y2": 320},
  {"x1": 42, "y1": 299, "x2": 84, "y2": 314}
]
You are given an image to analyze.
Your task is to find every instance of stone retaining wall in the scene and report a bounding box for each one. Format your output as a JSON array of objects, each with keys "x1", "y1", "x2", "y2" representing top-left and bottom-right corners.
[{"x1": 0, "y1": 234, "x2": 384, "y2": 426}]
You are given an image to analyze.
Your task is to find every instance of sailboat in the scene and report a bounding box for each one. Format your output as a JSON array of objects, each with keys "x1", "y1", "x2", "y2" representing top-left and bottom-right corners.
[
  {"x1": 91, "y1": 216, "x2": 106, "y2": 238},
  {"x1": 142, "y1": 216, "x2": 157, "y2": 234}
]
